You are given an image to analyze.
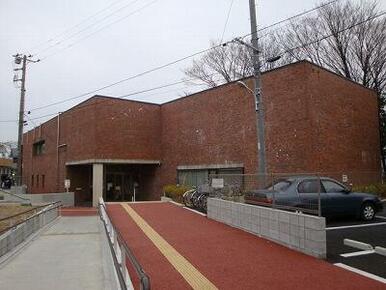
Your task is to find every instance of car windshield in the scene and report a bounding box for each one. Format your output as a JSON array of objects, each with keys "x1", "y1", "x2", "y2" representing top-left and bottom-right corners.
[{"x1": 265, "y1": 180, "x2": 292, "y2": 191}]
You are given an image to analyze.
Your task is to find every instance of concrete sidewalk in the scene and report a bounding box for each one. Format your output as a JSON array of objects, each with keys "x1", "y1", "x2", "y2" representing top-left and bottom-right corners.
[{"x1": 0, "y1": 216, "x2": 118, "y2": 290}]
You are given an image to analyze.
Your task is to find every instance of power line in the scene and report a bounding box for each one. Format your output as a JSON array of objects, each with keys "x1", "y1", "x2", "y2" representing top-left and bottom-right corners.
[
  {"x1": 241, "y1": 0, "x2": 341, "y2": 41},
  {"x1": 18, "y1": 9, "x2": 386, "y2": 124},
  {"x1": 30, "y1": 46, "x2": 219, "y2": 112},
  {"x1": 38, "y1": 0, "x2": 157, "y2": 61},
  {"x1": 10, "y1": 0, "x2": 344, "y2": 119},
  {"x1": 12, "y1": 73, "x2": 225, "y2": 125},
  {"x1": 35, "y1": 0, "x2": 143, "y2": 57},
  {"x1": 30, "y1": 0, "x2": 137, "y2": 55},
  {"x1": 39, "y1": 0, "x2": 339, "y2": 61},
  {"x1": 267, "y1": 10, "x2": 386, "y2": 60},
  {"x1": 220, "y1": 0, "x2": 235, "y2": 43}
]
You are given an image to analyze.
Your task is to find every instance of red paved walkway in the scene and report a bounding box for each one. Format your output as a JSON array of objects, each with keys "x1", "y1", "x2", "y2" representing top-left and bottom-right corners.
[
  {"x1": 107, "y1": 202, "x2": 385, "y2": 290},
  {"x1": 60, "y1": 207, "x2": 97, "y2": 216}
]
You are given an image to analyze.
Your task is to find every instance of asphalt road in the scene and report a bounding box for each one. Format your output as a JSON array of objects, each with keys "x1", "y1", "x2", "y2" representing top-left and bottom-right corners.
[{"x1": 326, "y1": 202, "x2": 386, "y2": 279}]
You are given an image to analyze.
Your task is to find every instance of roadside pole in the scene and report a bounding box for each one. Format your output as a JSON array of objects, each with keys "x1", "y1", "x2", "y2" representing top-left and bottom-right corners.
[
  {"x1": 15, "y1": 55, "x2": 27, "y2": 186},
  {"x1": 248, "y1": 0, "x2": 267, "y2": 177},
  {"x1": 12, "y1": 54, "x2": 39, "y2": 186}
]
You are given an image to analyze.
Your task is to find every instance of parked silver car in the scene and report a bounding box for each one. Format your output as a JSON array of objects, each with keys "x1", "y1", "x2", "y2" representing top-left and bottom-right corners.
[{"x1": 244, "y1": 176, "x2": 383, "y2": 220}]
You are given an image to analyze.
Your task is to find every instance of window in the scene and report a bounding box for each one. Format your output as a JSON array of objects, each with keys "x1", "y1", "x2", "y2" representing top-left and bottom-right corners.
[
  {"x1": 42, "y1": 175, "x2": 45, "y2": 188},
  {"x1": 33, "y1": 140, "x2": 45, "y2": 156},
  {"x1": 178, "y1": 170, "x2": 208, "y2": 186},
  {"x1": 177, "y1": 167, "x2": 243, "y2": 187},
  {"x1": 298, "y1": 180, "x2": 324, "y2": 194},
  {"x1": 36, "y1": 175, "x2": 39, "y2": 188},
  {"x1": 31, "y1": 175, "x2": 34, "y2": 187},
  {"x1": 266, "y1": 180, "x2": 292, "y2": 191},
  {"x1": 322, "y1": 180, "x2": 346, "y2": 193}
]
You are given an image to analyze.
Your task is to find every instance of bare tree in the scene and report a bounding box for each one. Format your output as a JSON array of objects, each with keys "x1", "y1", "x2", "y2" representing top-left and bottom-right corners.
[
  {"x1": 184, "y1": 0, "x2": 386, "y2": 171},
  {"x1": 275, "y1": 0, "x2": 386, "y2": 170},
  {"x1": 183, "y1": 40, "x2": 253, "y2": 88},
  {"x1": 279, "y1": 0, "x2": 386, "y2": 94}
]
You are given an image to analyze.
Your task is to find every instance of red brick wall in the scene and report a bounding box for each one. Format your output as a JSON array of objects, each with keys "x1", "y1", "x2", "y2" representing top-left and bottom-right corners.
[
  {"x1": 158, "y1": 61, "x2": 381, "y2": 192},
  {"x1": 264, "y1": 62, "x2": 316, "y2": 174},
  {"x1": 93, "y1": 97, "x2": 161, "y2": 160},
  {"x1": 22, "y1": 61, "x2": 381, "y2": 198},
  {"x1": 22, "y1": 117, "x2": 60, "y2": 194},
  {"x1": 306, "y1": 63, "x2": 381, "y2": 184},
  {"x1": 22, "y1": 97, "x2": 161, "y2": 194},
  {"x1": 160, "y1": 80, "x2": 258, "y2": 187}
]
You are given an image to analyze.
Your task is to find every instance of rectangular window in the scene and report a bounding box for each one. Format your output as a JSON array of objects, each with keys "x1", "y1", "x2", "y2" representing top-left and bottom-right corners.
[
  {"x1": 178, "y1": 170, "x2": 208, "y2": 187},
  {"x1": 31, "y1": 174, "x2": 34, "y2": 187},
  {"x1": 42, "y1": 175, "x2": 45, "y2": 188},
  {"x1": 36, "y1": 175, "x2": 39, "y2": 188},
  {"x1": 177, "y1": 167, "x2": 243, "y2": 187},
  {"x1": 33, "y1": 140, "x2": 45, "y2": 156}
]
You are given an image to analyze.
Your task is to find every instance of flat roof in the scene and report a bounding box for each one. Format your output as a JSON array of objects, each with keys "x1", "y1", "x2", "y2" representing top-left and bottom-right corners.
[{"x1": 65, "y1": 159, "x2": 161, "y2": 166}]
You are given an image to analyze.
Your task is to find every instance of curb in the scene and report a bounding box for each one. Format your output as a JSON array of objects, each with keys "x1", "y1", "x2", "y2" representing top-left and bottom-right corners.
[
  {"x1": 374, "y1": 246, "x2": 386, "y2": 257},
  {"x1": 344, "y1": 239, "x2": 373, "y2": 251}
]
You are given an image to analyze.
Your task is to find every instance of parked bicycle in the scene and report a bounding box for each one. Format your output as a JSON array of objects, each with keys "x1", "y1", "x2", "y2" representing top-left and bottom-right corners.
[{"x1": 182, "y1": 184, "x2": 211, "y2": 213}]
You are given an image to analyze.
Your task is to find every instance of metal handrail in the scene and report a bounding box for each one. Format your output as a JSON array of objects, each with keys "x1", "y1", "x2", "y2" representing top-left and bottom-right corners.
[
  {"x1": 0, "y1": 202, "x2": 61, "y2": 236},
  {"x1": 0, "y1": 201, "x2": 60, "y2": 223},
  {"x1": 98, "y1": 199, "x2": 150, "y2": 290}
]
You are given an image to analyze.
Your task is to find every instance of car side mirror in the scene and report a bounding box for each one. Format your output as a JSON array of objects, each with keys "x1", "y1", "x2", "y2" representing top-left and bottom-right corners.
[{"x1": 343, "y1": 186, "x2": 352, "y2": 193}]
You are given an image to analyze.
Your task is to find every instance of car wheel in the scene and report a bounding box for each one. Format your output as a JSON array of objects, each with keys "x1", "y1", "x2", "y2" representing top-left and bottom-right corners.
[{"x1": 361, "y1": 203, "x2": 375, "y2": 221}]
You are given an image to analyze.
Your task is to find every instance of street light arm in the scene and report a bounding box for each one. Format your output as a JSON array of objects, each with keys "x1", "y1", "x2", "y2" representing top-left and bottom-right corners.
[
  {"x1": 236, "y1": 81, "x2": 254, "y2": 95},
  {"x1": 232, "y1": 38, "x2": 261, "y2": 53}
]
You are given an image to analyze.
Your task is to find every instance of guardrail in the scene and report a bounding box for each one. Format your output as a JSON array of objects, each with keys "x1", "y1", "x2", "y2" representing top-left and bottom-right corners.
[
  {"x1": 0, "y1": 203, "x2": 56, "y2": 230},
  {"x1": 98, "y1": 198, "x2": 150, "y2": 290},
  {"x1": 0, "y1": 202, "x2": 61, "y2": 258}
]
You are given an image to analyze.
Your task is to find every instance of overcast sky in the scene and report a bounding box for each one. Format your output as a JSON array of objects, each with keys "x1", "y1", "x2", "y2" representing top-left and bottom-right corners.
[{"x1": 0, "y1": 0, "x2": 383, "y2": 142}]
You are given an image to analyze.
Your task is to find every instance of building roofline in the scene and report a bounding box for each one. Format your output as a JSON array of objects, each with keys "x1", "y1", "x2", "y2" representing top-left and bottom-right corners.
[
  {"x1": 299, "y1": 60, "x2": 376, "y2": 94},
  {"x1": 92, "y1": 95, "x2": 160, "y2": 106},
  {"x1": 23, "y1": 59, "x2": 376, "y2": 135}
]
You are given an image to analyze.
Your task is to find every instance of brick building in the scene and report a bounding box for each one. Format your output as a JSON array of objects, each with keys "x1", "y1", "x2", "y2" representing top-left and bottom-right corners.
[{"x1": 22, "y1": 61, "x2": 381, "y2": 206}]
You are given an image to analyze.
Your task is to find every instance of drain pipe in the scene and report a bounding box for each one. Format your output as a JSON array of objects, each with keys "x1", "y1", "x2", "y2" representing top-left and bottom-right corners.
[{"x1": 56, "y1": 113, "x2": 60, "y2": 191}]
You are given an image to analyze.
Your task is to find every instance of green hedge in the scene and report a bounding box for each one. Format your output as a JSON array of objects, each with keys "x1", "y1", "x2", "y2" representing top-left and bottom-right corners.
[
  {"x1": 352, "y1": 183, "x2": 386, "y2": 198},
  {"x1": 163, "y1": 184, "x2": 192, "y2": 203}
]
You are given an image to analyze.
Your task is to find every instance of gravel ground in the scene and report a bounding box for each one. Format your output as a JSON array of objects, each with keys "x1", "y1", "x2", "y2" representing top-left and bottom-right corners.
[{"x1": 0, "y1": 204, "x2": 37, "y2": 232}]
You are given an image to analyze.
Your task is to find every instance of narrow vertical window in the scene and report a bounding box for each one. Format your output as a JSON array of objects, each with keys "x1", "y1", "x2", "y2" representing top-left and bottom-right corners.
[
  {"x1": 31, "y1": 175, "x2": 34, "y2": 187},
  {"x1": 36, "y1": 175, "x2": 39, "y2": 188},
  {"x1": 42, "y1": 175, "x2": 45, "y2": 188}
]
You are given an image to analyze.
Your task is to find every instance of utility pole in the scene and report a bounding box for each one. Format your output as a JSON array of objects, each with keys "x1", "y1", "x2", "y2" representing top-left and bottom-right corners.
[
  {"x1": 12, "y1": 54, "x2": 39, "y2": 186},
  {"x1": 248, "y1": 0, "x2": 266, "y2": 176}
]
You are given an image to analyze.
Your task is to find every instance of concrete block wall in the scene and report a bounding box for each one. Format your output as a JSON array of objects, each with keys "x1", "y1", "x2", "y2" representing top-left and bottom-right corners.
[
  {"x1": 4, "y1": 192, "x2": 74, "y2": 207},
  {"x1": 207, "y1": 198, "x2": 326, "y2": 258}
]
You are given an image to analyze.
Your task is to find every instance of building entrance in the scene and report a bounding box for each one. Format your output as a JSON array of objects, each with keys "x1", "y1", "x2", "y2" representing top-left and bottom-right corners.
[{"x1": 105, "y1": 172, "x2": 134, "y2": 202}]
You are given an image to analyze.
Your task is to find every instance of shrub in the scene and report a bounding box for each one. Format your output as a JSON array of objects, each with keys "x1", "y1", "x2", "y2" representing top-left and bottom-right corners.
[
  {"x1": 352, "y1": 183, "x2": 386, "y2": 198},
  {"x1": 163, "y1": 184, "x2": 192, "y2": 203}
]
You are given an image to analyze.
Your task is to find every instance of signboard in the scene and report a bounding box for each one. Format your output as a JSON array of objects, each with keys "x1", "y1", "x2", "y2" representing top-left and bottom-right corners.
[
  {"x1": 211, "y1": 178, "x2": 224, "y2": 189},
  {"x1": 64, "y1": 179, "x2": 71, "y2": 189}
]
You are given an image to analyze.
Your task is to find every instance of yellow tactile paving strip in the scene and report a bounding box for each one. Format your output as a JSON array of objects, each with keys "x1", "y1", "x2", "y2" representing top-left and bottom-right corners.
[{"x1": 120, "y1": 203, "x2": 218, "y2": 290}]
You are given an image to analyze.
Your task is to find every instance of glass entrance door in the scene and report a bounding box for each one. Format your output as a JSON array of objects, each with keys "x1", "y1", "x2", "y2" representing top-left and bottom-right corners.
[{"x1": 105, "y1": 173, "x2": 133, "y2": 201}]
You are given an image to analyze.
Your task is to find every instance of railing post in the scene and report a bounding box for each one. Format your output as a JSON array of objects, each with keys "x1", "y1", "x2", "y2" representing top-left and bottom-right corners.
[
  {"x1": 120, "y1": 244, "x2": 128, "y2": 285},
  {"x1": 317, "y1": 174, "x2": 321, "y2": 217},
  {"x1": 42, "y1": 209, "x2": 46, "y2": 226},
  {"x1": 271, "y1": 173, "x2": 275, "y2": 208}
]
